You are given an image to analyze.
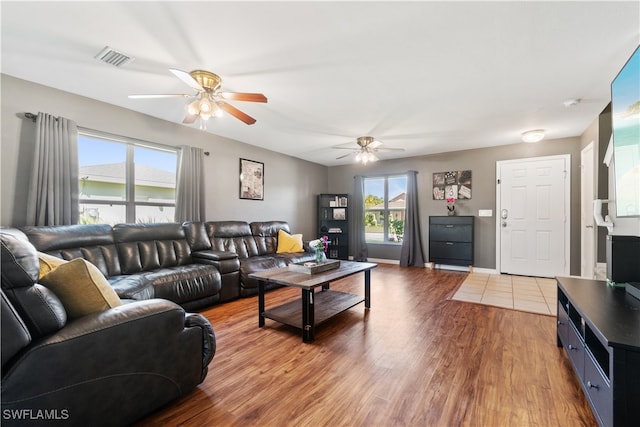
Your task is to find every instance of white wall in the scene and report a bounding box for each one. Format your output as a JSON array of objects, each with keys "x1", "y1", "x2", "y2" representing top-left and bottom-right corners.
[{"x1": 0, "y1": 75, "x2": 327, "y2": 238}]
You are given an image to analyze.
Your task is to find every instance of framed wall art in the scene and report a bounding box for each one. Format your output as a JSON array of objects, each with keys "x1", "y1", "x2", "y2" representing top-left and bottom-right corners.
[
  {"x1": 239, "y1": 158, "x2": 264, "y2": 200},
  {"x1": 432, "y1": 170, "x2": 472, "y2": 200}
]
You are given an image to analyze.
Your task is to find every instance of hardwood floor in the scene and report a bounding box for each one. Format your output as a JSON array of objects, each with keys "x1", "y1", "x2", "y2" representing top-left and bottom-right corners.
[{"x1": 136, "y1": 264, "x2": 597, "y2": 426}]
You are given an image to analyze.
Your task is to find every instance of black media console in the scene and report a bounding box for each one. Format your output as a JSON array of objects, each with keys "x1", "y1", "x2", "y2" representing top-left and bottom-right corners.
[{"x1": 556, "y1": 277, "x2": 640, "y2": 427}]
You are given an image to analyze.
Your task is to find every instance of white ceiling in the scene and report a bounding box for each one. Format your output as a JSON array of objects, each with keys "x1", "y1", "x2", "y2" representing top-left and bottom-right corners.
[{"x1": 2, "y1": 1, "x2": 639, "y2": 166}]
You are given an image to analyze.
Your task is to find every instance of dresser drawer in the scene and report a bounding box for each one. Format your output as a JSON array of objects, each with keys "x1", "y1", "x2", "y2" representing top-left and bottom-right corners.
[
  {"x1": 567, "y1": 324, "x2": 584, "y2": 381},
  {"x1": 429, "y1": 241, "x2": 472, "y2": 260},
  {"x1": 429, "y1": 216, "x2": 473, "y2": 226},
  {"x1": 429, "y1": 224, "x2": 473, "y2": 242},
  {"x1": 584, "y1": 349, "x2": 612, "y2": 427},
  {"x1": 557, "y1": 301, "x2": 569, "y2": 347}
]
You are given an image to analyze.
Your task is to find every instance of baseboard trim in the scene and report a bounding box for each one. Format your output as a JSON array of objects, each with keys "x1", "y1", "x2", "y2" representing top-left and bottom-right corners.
[{"x1": 362, "y1": 259, "x2": 496, "y2": 275}]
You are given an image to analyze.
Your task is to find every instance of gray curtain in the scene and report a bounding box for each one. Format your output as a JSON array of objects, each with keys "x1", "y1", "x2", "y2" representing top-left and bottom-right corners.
[
  {"x1": 400, "y1": 170, "x2": 426, "y2": 267},
  {"x1": 353, "y1": 175, "x2": 368, "y2": 261},
  {"x1": 175, "y1": 145, "x2": 205, "y2": 222},
  {"x1": 26, "y1": 112, "x2": 79, "y2": 226}
]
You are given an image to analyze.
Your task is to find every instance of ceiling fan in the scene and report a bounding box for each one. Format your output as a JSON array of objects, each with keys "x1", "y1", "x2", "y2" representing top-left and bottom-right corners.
[
  {"x1": 333, "y1": 136, "x2": 405, "y2": 164},
  {"x1": 129, "y1": 69, "x2": 267, "y2": 127}
]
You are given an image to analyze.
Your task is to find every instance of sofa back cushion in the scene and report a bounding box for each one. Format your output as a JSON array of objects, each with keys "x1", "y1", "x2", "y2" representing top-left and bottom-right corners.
[
  {"x1": 251, "y1": 221, "x2": 291, "y2": 255},
  {"x1": 0, "y1": 229, "x2": 67, "y2": 339},
  {"x1": 1, "y1": 291, "x2": 32, "y2": 370},
  {"x1": 21, "y1": 224, "x2": 121, "y2": 277},
  {"x1": 205, "y1": 221, "x2": 259, "y2": 260},
  {"x1": 182, "y1": 221, "x2": 212, "y2": 251},
  {"x1": 113, "y1": 223, "x2": 192, "y2": 274}
]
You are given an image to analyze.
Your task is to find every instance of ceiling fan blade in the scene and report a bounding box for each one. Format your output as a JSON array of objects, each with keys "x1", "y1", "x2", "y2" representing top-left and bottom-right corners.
[
  {"x1": 218, "y1": 102, "x2": 257, "y2": 125},
  {"x1": 332, "y1": 146, "x2": 359, "y2": 150},
  {"x1": 169, "y1": 68, "x2": 204, "y2": 92},
  {"x1": 182, "y1": 113, "x2": 198, "y2": 124},
  {"x1": 369, "y1": 140, "x2": 383, "y2": 149},
  {"x1": 128, "y1": 94, "x2": 190, "y2": 99},
  {"x1": 336, "y1": 152, "x2": 356, "y2": 160},
  {"x1": 374, "y1": 147, "x2": 405, "y2": 152},
  {"x1": 221, "y1": 92, "x2": 267, "y2": 103}
]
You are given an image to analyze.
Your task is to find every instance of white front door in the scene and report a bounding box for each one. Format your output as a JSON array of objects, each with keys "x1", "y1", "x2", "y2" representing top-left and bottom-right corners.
[
  {"x1": 581, "y1": 143, "x2": 596, "y2": 278},
  {"x1": 497, "y1": 155, "x2": 570, "y2": 278}
]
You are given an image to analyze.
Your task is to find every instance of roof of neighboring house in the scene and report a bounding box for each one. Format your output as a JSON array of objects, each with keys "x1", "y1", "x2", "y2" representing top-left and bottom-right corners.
[
  {"x1": 369, "y1": 193, "x2": 406, "y2": 211},
  {"x1": 79, "y1": 162, "x2": 175, "y2": 188}
]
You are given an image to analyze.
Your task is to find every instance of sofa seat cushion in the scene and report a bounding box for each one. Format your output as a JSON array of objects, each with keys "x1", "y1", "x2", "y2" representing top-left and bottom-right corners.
[
  {"x1": 141, "y1": 264, "x2": 221, "y2": 305},
  {"x1": 276, "y1": 251, "x2": 317, "y2": 265},
  {"x1": 39, "y1": 259, "x2": 122, "y2": 319},
  {"x1": 239, "y1": 256, "x2": 287, "y2": 294},
  {"x1": 108, "y1": 275, "x2": 154, "y2": 301}
]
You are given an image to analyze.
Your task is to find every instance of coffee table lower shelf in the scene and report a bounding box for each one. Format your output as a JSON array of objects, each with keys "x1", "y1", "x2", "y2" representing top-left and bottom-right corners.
[{"x1": 263, "y1": 290, "x2": 364, "y2": 331}]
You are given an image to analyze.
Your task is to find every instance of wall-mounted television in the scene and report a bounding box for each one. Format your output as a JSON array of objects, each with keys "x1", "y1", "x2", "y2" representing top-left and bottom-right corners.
[{"x1": 610, "y1": 45, "x2": 640, "y2": 218}]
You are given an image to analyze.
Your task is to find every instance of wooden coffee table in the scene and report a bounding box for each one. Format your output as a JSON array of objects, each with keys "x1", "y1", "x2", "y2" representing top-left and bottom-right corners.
[{"x1": 250, "y1": 260, "x2": 377, "y2": 342}]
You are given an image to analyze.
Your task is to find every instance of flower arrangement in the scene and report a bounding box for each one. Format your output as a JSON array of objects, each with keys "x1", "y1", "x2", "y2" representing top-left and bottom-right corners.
[
  {"x1": 313, "y1": 236, "x2": 328, "y2": 263},
  {"x1": 314, "y1": 235, "x2": 329, "y2": 252},
  {"x1": 446, "y1": 197, "x2": 456, "y2": 215}
]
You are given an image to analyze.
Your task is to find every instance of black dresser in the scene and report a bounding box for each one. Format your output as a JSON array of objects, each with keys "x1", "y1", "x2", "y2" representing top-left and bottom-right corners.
[{"x1": 428, "y1": 216, "x2": 474, "y2": 267}]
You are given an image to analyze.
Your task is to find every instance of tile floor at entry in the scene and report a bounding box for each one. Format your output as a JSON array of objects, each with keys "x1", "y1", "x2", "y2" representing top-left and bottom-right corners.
[{"x1": 452, "y1": 273, "x2": 557, "y2": 316}]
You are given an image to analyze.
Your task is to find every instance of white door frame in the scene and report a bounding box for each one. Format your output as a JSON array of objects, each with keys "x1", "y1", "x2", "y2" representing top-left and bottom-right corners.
[
  {"x1": 581, "y1": 142, "x2": 596, "y2": 278},
  {"x1": 495, "y1": 154, "x2": 571, "y2": 276}
]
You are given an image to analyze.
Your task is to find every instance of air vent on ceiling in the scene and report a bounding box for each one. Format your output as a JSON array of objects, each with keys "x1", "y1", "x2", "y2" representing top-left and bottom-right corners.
[{"x1": 94, "y1": 46, "x2": 135, "y2": 67}]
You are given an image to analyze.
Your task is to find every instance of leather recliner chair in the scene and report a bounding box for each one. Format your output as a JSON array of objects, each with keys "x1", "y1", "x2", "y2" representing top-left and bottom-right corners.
[{"x1": 0, "y1": 228, "x2": 216, "y2": 427}]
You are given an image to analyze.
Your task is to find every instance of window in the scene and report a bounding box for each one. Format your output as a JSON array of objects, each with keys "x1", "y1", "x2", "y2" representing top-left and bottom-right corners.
[
  {"x1": 78, "y1": 131, "x2": 178, "y2": 225},
  {"x1": 364, "y1": 174, "x2": 407, "y2": 243}
]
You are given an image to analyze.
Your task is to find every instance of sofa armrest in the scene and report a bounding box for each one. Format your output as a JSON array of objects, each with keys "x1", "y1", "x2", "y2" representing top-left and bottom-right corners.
[
  {"x1": 185, "y1": 312, "x2": 216, "y2": 381},
  {"x1": 192, "y1": 249, "x2": 238, "y2": 262},
  {"x1": 192, "y1": 249, "x2": 240, "y2": 276},
  {"x1": 1, "y1": 299, "x2": 214, "y2": 427},
  {"x1": 302, "y1": 241, "x2": 315, "y2": 253}
]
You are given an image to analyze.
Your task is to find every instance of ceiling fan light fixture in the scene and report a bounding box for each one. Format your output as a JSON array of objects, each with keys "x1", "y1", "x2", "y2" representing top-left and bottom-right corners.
[
  {"x1": 213, "y1": 103, "x2": 224, "y2": 117},
  {"x1": 187, "y1": 99, "x2": 200, "y2": 115},
  {"x1": 199, "y1": 97, "x2": 213, "y2": 114},
  {"x1": 521, "y1": 129, "x2": 545, "y2": 143}
]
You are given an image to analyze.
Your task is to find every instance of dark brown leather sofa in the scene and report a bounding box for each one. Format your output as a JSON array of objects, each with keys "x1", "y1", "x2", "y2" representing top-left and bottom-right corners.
[
  {"x1": 185, "y1": 220, "x2": 316, "y2": 298},
  {"x1": 0, "y1": 228, "x2": 216, "y2": 427},
  {"x1": 17, "y1": 220, "x2": 315, "y2": 309},
  {"x1": 20, "y1": 223, "x2": 223, "y2": 310}
]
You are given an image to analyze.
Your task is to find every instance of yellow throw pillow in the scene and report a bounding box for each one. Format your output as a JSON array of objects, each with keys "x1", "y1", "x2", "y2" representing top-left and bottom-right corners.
[
  {"x1": 39, "y1": 258, "x2": 121, "y2": 319},
  {"x1": 276, "y1": 229, "x2": 304, "y2": 253},
  {"x1": 37, "y1": 252, "x2": 68, "y2": 279}
]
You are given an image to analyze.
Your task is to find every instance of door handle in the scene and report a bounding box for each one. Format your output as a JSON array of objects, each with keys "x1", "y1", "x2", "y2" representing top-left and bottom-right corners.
[
  {"x1": 586, "y1": 225, "x2": 594, "y2": 228},
  {"x1": 501, "y1": 209, "x2": 508, "y2": 219},
  {"x1": 501, "y1": 221, "x2": 507, "y2": 228}
]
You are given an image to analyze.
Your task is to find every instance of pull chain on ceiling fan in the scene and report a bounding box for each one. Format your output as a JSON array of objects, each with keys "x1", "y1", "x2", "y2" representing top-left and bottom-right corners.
[
  {"x1": 333, "y1": 136, "x2": 405, "y2": 164},
  {"x1": 129, "y1": 69, "x2": 267, "y2": 128}
]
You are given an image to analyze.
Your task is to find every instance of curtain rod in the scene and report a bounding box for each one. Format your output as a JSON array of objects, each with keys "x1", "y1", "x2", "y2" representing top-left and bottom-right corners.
[
  {"x1": 24, "y1": 112, "x2": 210, "y2": 156},
  {"x1": 23, "y1": 112, "x2": 62, "y2": 122},
  {"x1": 354, "y1": 170, "x2": 418, "y2": 178}
]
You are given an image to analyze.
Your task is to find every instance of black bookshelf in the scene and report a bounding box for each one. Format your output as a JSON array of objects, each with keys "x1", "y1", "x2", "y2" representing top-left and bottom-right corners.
[{"x1": 317, "y1": 194, "x2": 349, "y2": 260}]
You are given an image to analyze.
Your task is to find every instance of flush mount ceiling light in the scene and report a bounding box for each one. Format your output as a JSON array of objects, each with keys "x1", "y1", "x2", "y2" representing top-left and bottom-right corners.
[{"x1": 521, "y1": 129, "x2": 545, "y2": 143}]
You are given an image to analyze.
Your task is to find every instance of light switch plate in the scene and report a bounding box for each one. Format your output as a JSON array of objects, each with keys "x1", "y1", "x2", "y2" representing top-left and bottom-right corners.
[{"x1": 478, "y1": 209, "x2": 493, "y2": 217}]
